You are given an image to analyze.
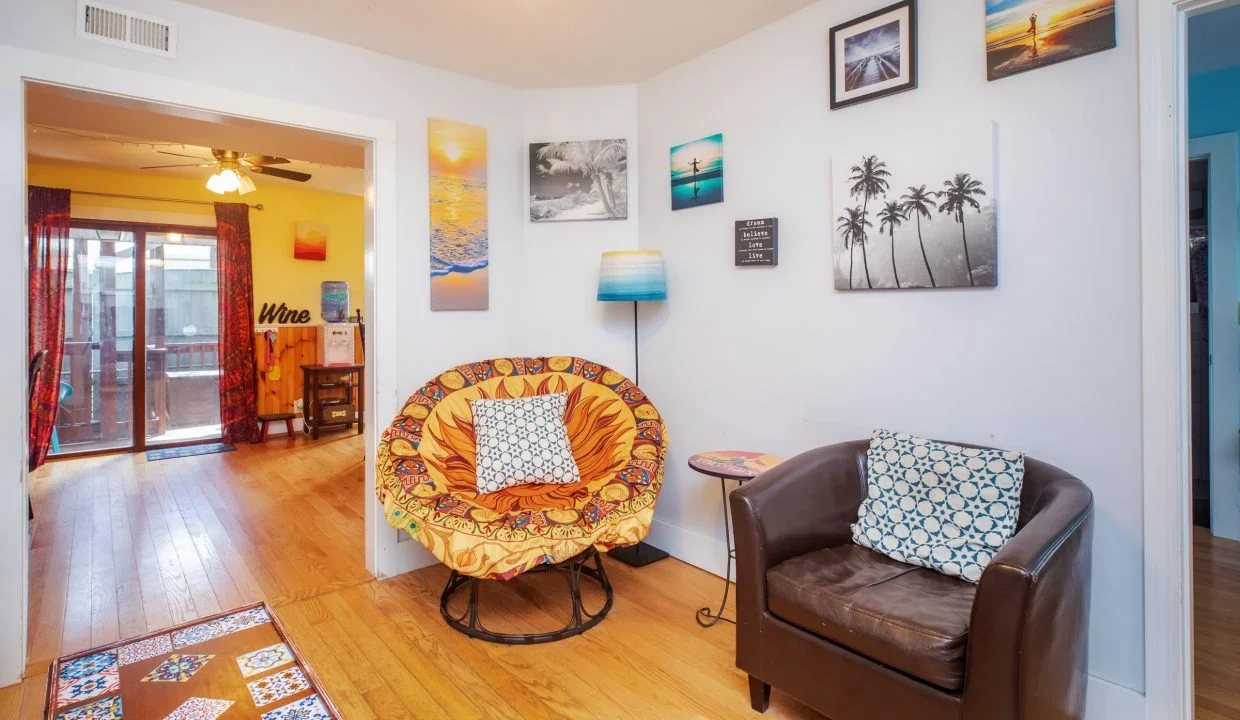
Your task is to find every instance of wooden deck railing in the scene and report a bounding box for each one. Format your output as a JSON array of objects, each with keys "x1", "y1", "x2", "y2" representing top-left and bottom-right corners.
[{"x1": 55, "y1": 340, "x2": 220, "y2": 447}]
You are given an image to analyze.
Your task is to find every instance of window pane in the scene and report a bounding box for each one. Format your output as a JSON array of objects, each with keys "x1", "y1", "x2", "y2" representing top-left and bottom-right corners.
[{"x1": 53, "y1": 228, "x2": 136, "y2": 454}]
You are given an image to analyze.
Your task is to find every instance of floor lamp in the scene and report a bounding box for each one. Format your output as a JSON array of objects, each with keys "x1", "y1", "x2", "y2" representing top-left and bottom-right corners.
[{"x1": 597, "y1": 250, "x2": 670, "y2": 567}]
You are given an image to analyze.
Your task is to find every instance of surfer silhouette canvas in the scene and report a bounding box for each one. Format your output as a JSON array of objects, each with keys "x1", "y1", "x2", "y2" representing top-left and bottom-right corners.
[
  {"x1": 670, "y1": 134, "x2": 724, "y2": 211},
  {"x1": 829, "y1": 1, "x2": 917, "y2": 110},
  {"x1": 986, "y1": 0, "x2": 1116, "y2": 81}
]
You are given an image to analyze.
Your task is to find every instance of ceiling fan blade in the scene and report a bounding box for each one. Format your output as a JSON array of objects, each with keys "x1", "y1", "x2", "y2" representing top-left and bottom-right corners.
[
  {"x1": 140, "y1": 163, "x2": 213, "y2": 170},
  {"x1": 250, "y1": 165, "x2": 311, "y2": 182},
  {"x1": 157, "y1": 150, "x2": 212, "y2": 160},
  {"x1": 242, "y1": 155, "x2": 291, "y2": 166}
]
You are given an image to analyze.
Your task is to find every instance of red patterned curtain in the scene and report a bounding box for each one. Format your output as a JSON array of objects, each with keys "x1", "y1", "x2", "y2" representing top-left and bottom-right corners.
[
  {"x1": 215, "y1": 203, "x2": 260, "y2": 444},
  {"x1": 28, "y1": 187, "x2": 71, "y2": 470}
]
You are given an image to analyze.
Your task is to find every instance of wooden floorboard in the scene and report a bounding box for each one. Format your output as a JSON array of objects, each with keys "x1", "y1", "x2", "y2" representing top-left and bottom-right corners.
[
  {"x1": 13, "y1": 433, "x2": 825, "y2": 719},
  {"x1": 1196, "y1": 526, "x2": 1240, "y2": 718}
]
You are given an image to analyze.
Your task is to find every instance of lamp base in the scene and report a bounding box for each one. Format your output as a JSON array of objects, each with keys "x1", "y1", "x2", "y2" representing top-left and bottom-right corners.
[{"x1": 608, "y1": 542, "x2": 670, "y2": 567}]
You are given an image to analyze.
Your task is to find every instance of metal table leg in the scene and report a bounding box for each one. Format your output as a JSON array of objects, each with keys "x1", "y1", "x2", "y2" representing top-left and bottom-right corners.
[{"x1": 696, "y1": 476, "x2": 736, "y2": 627}]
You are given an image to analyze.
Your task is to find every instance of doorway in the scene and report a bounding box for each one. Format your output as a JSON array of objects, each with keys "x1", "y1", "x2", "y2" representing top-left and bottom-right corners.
[
  {"x1": 55, "y1": 220, "x2": 222, "y2": 456},
  {"x1": 1187, "y1": 134, "x2": 1240, "y2": 539},
  {"x1": 1185, "y1": 5, "x2": 1240, "y2": 718}
]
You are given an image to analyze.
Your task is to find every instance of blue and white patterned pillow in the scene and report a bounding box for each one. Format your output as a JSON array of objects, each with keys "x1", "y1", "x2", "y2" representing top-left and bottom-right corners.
[
  {"x1": 471, "y1": 392, "x2": 581, "y2": 495},
  {"x1": 851, "y1": 429, "x2": 1025, "y2": 584}
]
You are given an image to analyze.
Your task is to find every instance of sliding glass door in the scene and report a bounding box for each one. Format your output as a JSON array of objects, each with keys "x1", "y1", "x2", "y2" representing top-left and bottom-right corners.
[
  {"x1": 144, "y1": 231, "x2": 222, "y2": 446},
  {"x1": 52, "y1": 221, "x2": 221, "y2": 456}
]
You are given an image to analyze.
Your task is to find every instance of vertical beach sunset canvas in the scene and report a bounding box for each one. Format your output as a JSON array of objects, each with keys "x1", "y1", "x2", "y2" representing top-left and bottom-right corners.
[
  {"x1": 670, "y1": 134, "x2": 724, "y2": 211},
  {"x1": 429, "y1": 119, "x2": 488, "y2": 311},
  {"x1": 985, "y1": 0, "x2": 1115, "y2": 81},
  {"x1": 293, "y1": 221, "x2": 328, "y2": 261}
]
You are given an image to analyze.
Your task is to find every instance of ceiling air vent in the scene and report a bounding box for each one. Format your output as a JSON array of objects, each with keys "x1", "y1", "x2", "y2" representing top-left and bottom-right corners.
[{"x1": 77, "y1": 1, "x2": 177, "y2": 58}]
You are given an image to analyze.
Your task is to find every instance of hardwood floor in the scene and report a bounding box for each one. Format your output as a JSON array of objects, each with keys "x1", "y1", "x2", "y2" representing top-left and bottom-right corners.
[
  {"x1": 1, "y1": 434, "x2": 821, "y2": 719},
  {"x1": 1195, "y1": 526, "x2": 1240, "y2": 720}
]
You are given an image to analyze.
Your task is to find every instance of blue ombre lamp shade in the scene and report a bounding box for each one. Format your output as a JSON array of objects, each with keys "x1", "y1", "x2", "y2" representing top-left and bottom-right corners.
[{"x1": 597, "y1": 250, "x2": 667, "y2": 302}]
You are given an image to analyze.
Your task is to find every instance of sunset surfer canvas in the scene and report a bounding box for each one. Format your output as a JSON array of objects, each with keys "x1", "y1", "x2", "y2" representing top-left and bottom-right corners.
[
  {"x1": 429, "y1": 118, "x2": 488, "y2": 311},
  {"x1": 985, "y1": 0, "x2": 1115, "y2": 81}
]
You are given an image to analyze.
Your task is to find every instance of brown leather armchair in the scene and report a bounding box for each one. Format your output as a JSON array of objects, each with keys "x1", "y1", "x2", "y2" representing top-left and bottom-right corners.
[{"x1": 730, "y1": 440, "x2": 1093, "y2": 720}]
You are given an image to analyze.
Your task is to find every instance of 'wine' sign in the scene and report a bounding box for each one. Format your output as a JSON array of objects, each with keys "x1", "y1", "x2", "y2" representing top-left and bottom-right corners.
[
  {"x1": 258, "y1": 302, "x2": 312, "y2": 325},
  {"x1": 735, "y1": 218, "x2": 778, "y2": 267}
]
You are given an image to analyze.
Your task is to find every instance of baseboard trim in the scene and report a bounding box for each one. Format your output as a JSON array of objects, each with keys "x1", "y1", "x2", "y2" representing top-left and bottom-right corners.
[
  {"x1": 645, "y1": 517, "x2": 730, "y2": 579},
  {"x1": 1087, "y1": 675, "x2": 1145, "y2": 719},
  {"x1": 647, "y1": 516, "x2": 1148, "y2": 719}
]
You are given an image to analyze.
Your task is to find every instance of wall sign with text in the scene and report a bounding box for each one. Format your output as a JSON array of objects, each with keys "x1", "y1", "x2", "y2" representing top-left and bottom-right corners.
[
  {"x1": 258, "y1": 302, "x2": 313, "y2": 325},
  {"x1": 735, "y1": 218, "x2": 778, "y2": 267}
]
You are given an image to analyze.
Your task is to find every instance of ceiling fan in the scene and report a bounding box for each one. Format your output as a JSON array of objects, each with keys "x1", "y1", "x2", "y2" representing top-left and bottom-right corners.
[{"x1": 140, "y1": 148, "x2": 312, "y2": 195}]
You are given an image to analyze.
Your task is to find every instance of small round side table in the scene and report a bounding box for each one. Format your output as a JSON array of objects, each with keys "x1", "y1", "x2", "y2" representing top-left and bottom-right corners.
[{"x1": 689, "y1": 450, "x2": 784, "y2": 627}]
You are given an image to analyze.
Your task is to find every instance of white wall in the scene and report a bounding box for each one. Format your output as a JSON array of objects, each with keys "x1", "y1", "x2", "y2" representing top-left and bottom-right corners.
[
  {"x1": 636, "y1": 0, "x2": 1145, "y2": 707},
  {"x1": 520, "y1": 86, "x2": 641, "y2": 375}
]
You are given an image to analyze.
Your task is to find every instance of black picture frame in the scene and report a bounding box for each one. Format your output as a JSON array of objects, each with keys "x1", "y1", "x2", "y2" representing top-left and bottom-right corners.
[{"x1": 829, "y1": 0, "x2": 918, "y2": 110}]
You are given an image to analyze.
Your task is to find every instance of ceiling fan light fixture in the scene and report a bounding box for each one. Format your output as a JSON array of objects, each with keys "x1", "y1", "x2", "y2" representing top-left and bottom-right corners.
[
  {"x1": 237, "y1": 172, "x2": 257, "y2": 195},
  {"x1": 205, "y1": 172, "x2": 228, "y2": 194},
  {"x1": 217, "y1": 168, "x2": 241, "y2": 193}
]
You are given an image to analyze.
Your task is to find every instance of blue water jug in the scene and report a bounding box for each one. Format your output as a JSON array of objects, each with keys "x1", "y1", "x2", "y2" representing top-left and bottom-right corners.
[{"x1": 321, "y1": 281, "x2": 350, "y2": 323}]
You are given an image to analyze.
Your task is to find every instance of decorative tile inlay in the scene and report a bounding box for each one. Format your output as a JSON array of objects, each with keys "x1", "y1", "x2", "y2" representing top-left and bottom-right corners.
[
  {"x1": 59, "y1": 651, "x2": 118, "y2": 682},
  {"x1": 247, "y1": 666, "x2": 310, "y2": 707},
  {"x1": 172, "y1": 607, "x2": 271, "y2": 649},
  {"x1": 54, "y1": 695, "x2": 122, "y2": 720},
  {"x1": 261, "y1": 694, "x2": 331, "y2": 720},
  {"x1": 236, "y1": 643, "x2": 294, "y2": 678},
  {"x1": 169, "y1": 623, "x2": 221, "y2": 650},
  {"x1": 118, "y1": 634, "x2": 172, "y2": 667},
  {"x1": 141, "y1": 654, "x2": 214, "y2": 683},
  {"x1": 57, "y1": 656, "x2": 120, "y2": 708},
  {"x1": 164, "y1": 697, "x2": 234, "y2": 720}
]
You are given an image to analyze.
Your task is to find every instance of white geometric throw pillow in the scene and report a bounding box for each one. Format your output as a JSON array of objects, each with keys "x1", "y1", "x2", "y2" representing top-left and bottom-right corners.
[
  {"x1": 471, "y1": 392, "x2": 581, "y2": 495},
  {"x1": 851, "y1": 429, "x2": 1025, "y2": 584}
]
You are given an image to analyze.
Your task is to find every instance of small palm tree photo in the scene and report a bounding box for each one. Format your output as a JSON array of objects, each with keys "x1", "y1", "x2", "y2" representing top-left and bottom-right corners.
[
  {"x1": 529, "y1": 140, "x2": 628, "y2": 222},
  {"x1": 832, "y1": 125, "x2": 997, "y2": 290}
]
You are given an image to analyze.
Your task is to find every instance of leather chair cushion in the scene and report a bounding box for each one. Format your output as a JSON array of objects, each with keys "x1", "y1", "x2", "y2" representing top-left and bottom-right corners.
[{"x1": 767, "y1": 544, "x2": 977, "y2": 691}]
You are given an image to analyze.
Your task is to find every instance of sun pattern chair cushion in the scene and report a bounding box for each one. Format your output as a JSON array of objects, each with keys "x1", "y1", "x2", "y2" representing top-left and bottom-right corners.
[{"x1": 376, "y1": 356, "x2": 667, "y2": 581}]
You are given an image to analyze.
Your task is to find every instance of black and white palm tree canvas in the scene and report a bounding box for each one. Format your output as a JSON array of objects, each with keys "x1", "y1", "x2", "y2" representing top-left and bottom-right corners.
[
  {"x1": 832, "y1": 123, "x2": 997, "y2": 290},
  {"x1": 529, "y1": 140, "x2": 628, "y2": 222}
]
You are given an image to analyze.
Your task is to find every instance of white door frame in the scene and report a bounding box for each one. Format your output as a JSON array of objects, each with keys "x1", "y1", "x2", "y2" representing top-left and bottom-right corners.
[
  {"x1": 1192, "y1": 133, "x2": 1240, "y2": 540},
  {"x1": 0, "y1": 46, "x2": 401, "y2": 687},
  {"x1": 1138, "y1": 1, "x2": 1235, "y2": 718}
]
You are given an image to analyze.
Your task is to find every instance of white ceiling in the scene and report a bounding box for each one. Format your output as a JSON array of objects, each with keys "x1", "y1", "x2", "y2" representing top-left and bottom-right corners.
[
  {"x1": 1189, "y1": 2, "x2": 1240, "y2": 76},
  {"x1": 25, "y1": 83, "x2": 364, "y2": 196},
  {"x1": 175, "y1": 0, "x2": 819, "y2": 88}
]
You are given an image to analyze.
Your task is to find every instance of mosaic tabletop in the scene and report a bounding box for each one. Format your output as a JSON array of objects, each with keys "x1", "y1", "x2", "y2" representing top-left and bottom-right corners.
[
  {"x1": 687, "y1": 450, "x2": 784, "y2": 481},
  {"x1": 47, "y1": 603, "x2": 340, "y2": 720}
]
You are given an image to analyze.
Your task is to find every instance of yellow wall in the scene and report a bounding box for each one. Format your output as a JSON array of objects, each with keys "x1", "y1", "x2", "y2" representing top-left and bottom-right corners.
[{"x1": 27, "y1": 162, "x2": 365, "y2": 320}]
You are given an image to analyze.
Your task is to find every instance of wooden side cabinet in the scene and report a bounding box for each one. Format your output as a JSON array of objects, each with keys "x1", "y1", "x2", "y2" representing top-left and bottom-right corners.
[{"x1": 300, "y1": 363, "x2": 364, "y2": 439}]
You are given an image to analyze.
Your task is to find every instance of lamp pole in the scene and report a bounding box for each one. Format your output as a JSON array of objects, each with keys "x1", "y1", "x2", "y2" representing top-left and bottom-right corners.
[{"x1": 633, "y1": 300, "x2": 640, "y2": 386}]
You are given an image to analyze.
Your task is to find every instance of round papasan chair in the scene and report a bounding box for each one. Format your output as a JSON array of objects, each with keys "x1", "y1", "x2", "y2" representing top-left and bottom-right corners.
[{"x1": 376, "y1": 356, "x2": 667, "y2": 643}]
